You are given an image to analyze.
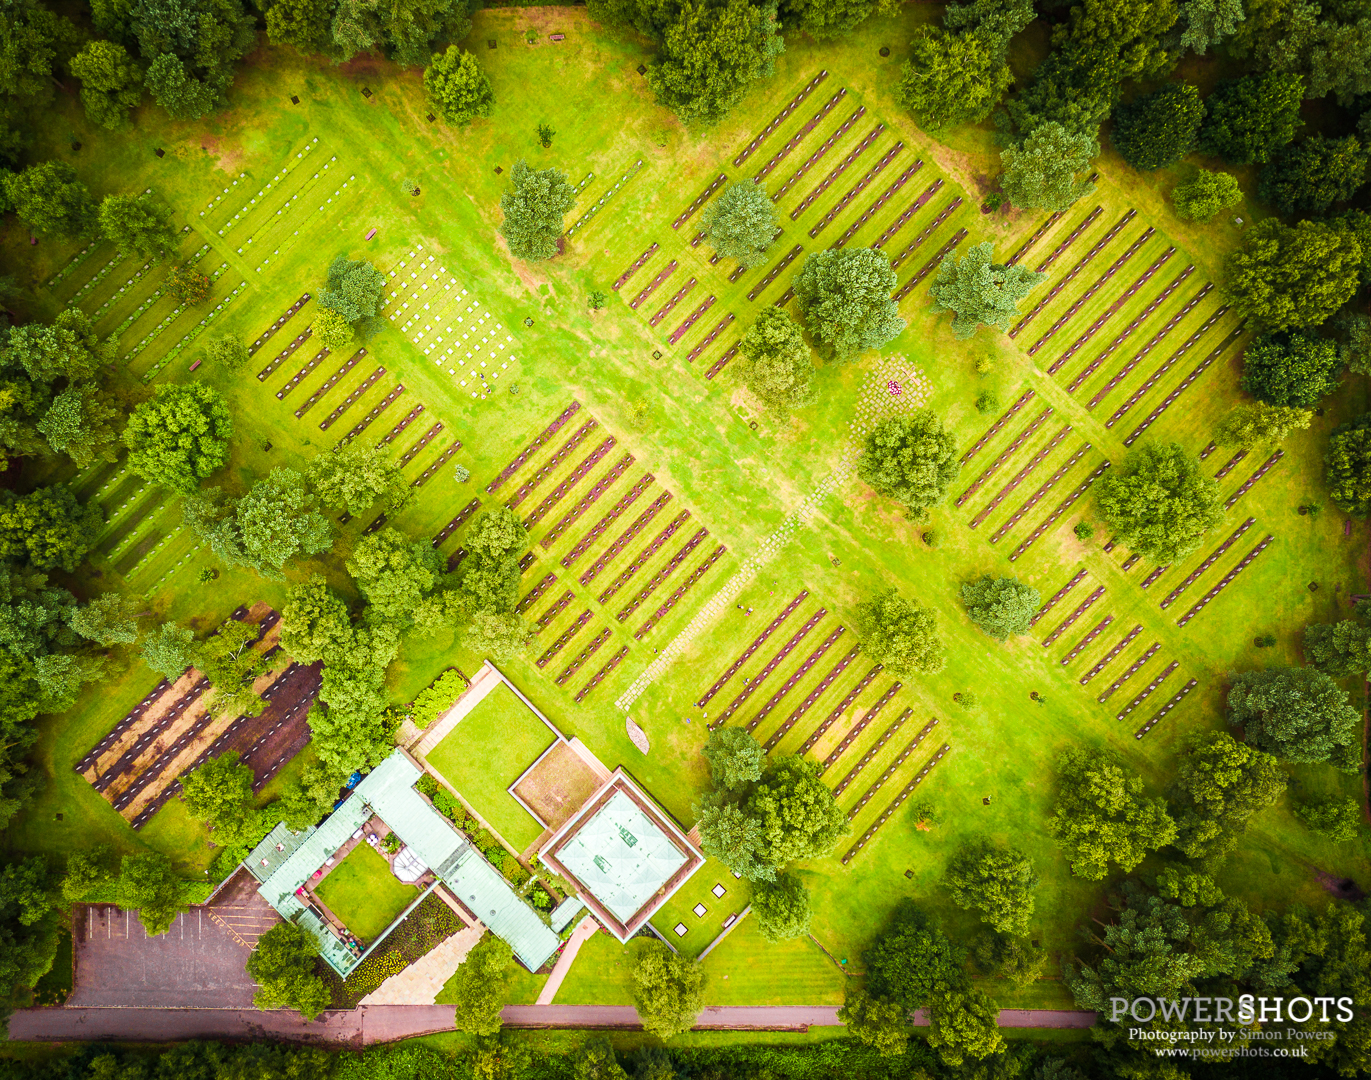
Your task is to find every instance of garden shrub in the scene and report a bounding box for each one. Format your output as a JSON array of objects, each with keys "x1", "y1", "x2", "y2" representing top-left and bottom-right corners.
[{"x1": 412, "y1": 669, "x2": 469, "y2": 728}]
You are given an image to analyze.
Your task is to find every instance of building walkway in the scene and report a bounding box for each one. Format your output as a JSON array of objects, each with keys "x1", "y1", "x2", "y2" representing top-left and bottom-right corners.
[{"x1": 534, "y1": 916, "x2": 599, "y2": 1005}]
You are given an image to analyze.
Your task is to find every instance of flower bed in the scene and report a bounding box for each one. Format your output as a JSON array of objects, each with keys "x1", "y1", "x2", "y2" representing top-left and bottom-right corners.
[{"x1": 320, "y1": 891, "x2": 463, "y2": 1008}]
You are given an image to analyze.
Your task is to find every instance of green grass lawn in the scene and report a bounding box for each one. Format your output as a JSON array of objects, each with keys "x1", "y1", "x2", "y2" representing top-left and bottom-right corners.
[
  {"x1": 2, "y1": 0, "x2": 1368, "y2": 1019},
  {"x1": 435, "y1": 952, "x2": 548, "y2": 1006},
  {"x1": 426, "y1": 682, "x2": 557, "y2": 852},
  {"x1": 314, "y1": 843, "x2": 419, "y2": 944}
]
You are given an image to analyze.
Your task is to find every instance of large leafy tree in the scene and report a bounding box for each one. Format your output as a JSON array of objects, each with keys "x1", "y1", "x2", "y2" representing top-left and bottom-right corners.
[
  {"x1": 1047, "y1": 747, "x2": 1177, "y2": 879},
  {"x1": 1304, "y1": 609, "x2": 1371, "y2": 676},
  {"x1": 695, "y1": 801, "x2": 771, "y2": 881},
  {"x1": 701, "y1": 181, "x2": 779, "y2": 268},
  {"x1": 737, "y1": 307, "x2": 815, "y2": 415},
  {"x1": 235, "y1": 468, "x2": 333, "y2": 575},
  {"x1": 246, "y1": 922, "x2": 331, "y2": 1020},
  {"x1": 1215, "y1": 402, "x2": 1312, "y2": 448},
  {"x1": 929, "y1": 242, "x2": 1044, "y2": 339},
  {"x1": 0, "y1": 485, "x2": 102, "y2": 572},
  {"x1": 119, "y1": 851, "x2": 190, "y2": 935},
  {"x1": 330, "y1": 0, "x2": 472, "y2": 67},
  {"x1": 1239, "y1": 333, "x2": 1341, "y2": 408},
  {"x1": 2, "y1": 162, "x2": 99, "y2": 239},
  {"x1": 926, "y1": 988, "x2": 1005, "y2": 1067},
  {"x1": 837, "y1": 988, "x2": 908, "y2": 1056},
  {"x1": 498, "y1": 160, "x2": 577, "y2": 261},
  {"x1": 424, "y1": 46, "x2": 494, "y2": 125},
  {"x1": 1326, "y1": 412, "x2": 1371, "y2": 518},
  {"x1": 647, "y1": 0, "x2": 784, "y2": 128},
  {"x1": 1112, "y1": 83, "x2": 1204, "y2": 171},
  {"x1": 1000, "y1": 122, "x2": 1098, "y2": 212},
  {"x1": 123, "y1": 383, "x2": 233, "y2": 494},
  {"x1": 179, "y1": 751, "x2": 259, "y2": 845},
  {"x1": 944, "y1": 838, "x2": 1038, "y2": 935},
  {"x1": 318, "y1": 257, "x2": 386, "y2": 343},
  {"x1": 1227, "y1": 667, "x2": 1361, "y2": 770},
  {"x1": 855, "y1": 588, "x2": 946, "y2": 675},
  {"x1": 192, "y1": 617, "x2": 270, "y2": 718},
  {"x1": 69, "y1": 593, "x2": 142, "y2": 647},
  {"x1": 1171, "y1": 168, "x2": 1243, "y2": 221},
  {"x1": 346, "y1": 527, "x2": 449, "y2": 633},
  {"x1": 0, "y1": 0, "x2": 80, "y2": 107},
  {"x1": 960, "y1": 575, "x2": 1039, "y2": 641},
  {"x1": 99, "y1": 193, "x2": 177, "y2": 262},
  {"x1": 1258, "y1": 135, "x2": 1369, "y2": 216},
  {"x1": 863, "y1": 901, "x2": 967, "y2": 1010},
  {"x1": 305, "y1": 442, "x2": 407, "y2": 516},
  {"x1": 263, "y1": 0, "x2": 335, "y2": 53},
  {"x1": 1232, "y1": 0, "x2": 1371, "y2": 105},
  {"x1": 751, "y1": 871, "x2": 811, "y2": 941},
  {"x1": 896, "y1": 27, "x2": 1013, "y2": 131},
  {"x1": 1223, "y1": 218, "x2": 1362, "y2": 334},
  {"x1": 141, "y1": 621, "x2": 194, "y2": 679},
  {"x1": 70, "y1": 40, "x2": 144, "y2": 130},
  {"x1": 1170, "y1": 731, "x2": 1286, "y2": 860},
  {"x1": 857, "y1": 411, "x2": 959, "y2": 515},
  {"x1": 1199, "y1": 72, "x2": 1304, "y2": 165},
  {"x1": 1094, "y1": 442, "x2": 1224, "y2": 565},
  {"x1": 745, "y1": 756, "x2": 848, "y2": 869},
  {"x1": 127, "y1": 0, "x2": 257, "y2": 119},
  {"x1": 701, "y1": 726, "x2": 764, "y2": 793},
  {"x1": 793, "y1": 247, "x2": 905, "y2": 362},
  {"x1": 449, "y1": 933, "x2": 512, "y2": 1035},
  {"x1": 455, "y1": 507, "x2": 527, "y2": 619},
  {"x1": 1173, "y1": 0, "x2": 1243, "y2": 54},
  {"x1": 777, "y1": 0, "x2": 887, "y2": 38},
  {"x1": 1294, "y1": 796, "x2": 1363, "y2": 842},
  {"x1": 633, "y1": 940, "x2": 704, "y2": 1038}
]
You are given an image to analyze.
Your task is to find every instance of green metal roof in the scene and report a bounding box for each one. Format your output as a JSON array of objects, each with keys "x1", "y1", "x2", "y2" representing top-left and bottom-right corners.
[{"x1": 245, "y1": 822, "x2": 315, "y2": 884}]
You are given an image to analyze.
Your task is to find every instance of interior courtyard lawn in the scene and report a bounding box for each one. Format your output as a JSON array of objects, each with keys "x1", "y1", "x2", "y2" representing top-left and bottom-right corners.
[
  {"x1": 314, "y1": 843, "x2": 418, "y2": 944},
  {"x1": 426, "y1": 682, "x2": 557, "y2": 852}
]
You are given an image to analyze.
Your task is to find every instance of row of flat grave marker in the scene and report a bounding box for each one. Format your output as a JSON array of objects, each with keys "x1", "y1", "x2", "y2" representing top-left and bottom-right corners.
[
  {"x1": 808, "y1": 142, "x2": 904, "y2": 238},
  {"x1": 629, "y1": 260, "x2": 677, "y2": 310},
  {"x1": 1224, "y1": 451, "x2": 1284, "y2": 510},
  {"x1": 214, "y1": 138, "x2": 318, "y2": 236},
  {"x1": 956, "y1": 408, "x2": 1054, "y2": 509},
  {"x1": 1050, "y1": 247, "x2": 1179, "y2": 374},
  {"x1": 93, "y1": 677, "x2": 213, "y2": 794},
  {"x1": 575, "y1": 645, "x2": 630, "y2": 704},
  {"x1": 1116, "y1": 661, "x2": 1179, "y2": 721},
  {"x1": 797, "y1": 663, "x2": 883, "y2": 753},
  {"x1": 254, "y1": 172, "x2": 358, "y2": 274},
  {"x1": 488, "y1": 401, "x2": 582, "y2": 493},
  {"x1": 1065, "y1": 264, "x2": 1195, "y2": 394},
  {"x1": 524, "y1": 438, "x2": 618, "y2": 527},
  {"x1": 1175, "y1": 534, "x2": 1275, "y2": 627},
  {"x1": 791, "y1": 124, "x2": 884, "y2": 219},
  {"x1": 711, "y1": 608, "x2": 828, "y2": 726},
  {"x1": 536, "y1": 610, "x2": 594, "y2": 669},
  {"x1": 747, "y1": 626, "x2": 846, "y2": 732},
  {"x1": 258, "y1": 327, "x2": 314, "y2": 382},
  {"x1": 1105, "y1": 311, "x2": 1232, "y2": 428},
  {"x1": 536, "y1": 589, "x2": 575, "y2": 630},
  {"x1": 251, "y1": 294, "x2": 311, "y2": 356},
  {"x1": 516, "y1": 573, "x2": 558, "y2": 615},
  {"x1": 1030, "y1": 205, "x2": 1103, "y2": 274},
  {"x1": 649, "y1": 277, "x2": 697, "y2": 328},
  {"x1": 1098, "y1": 641, "x2": 1160, "y2": 703},
  {"x1": 508, "y1": 419, "x2": 599, "y2": 508},
  {"x1": 565, "y1": 158, "x2": 644, "y2": 237},
  {"x1": 988, "y1": 441, "x2": 1092, "y2": 544},
  {"x1": 970, "y1": 424, "x2": 1071, "y2": 528},
  {"x1": 759, "y1": 91, "x2": 851, "y2": 188},
  {"x1": 698, "y1": 591, "x2": 809, "y2": 705},
  {"x1": 542, "y1": 453, "x2": 636, "y2": 548},
  {"x1": 109, "y1": 241, "x2": 205, "y2": 341},
  {"x1": 763, "y1": 645, "x2": 861, "y2": 751},
  {"x1": 831, "y1": 710, "x2": 912, "y2": 799},
  {"x1": 832, "y1": 159, "x2": 922, "y2": 250},
  {"x1": 704, "y1": 343, "x2": 740, "y2": 380},
  {"x1": 1135, "y1": 679, "x2": 1198, "y2": 738},
  {"x1": 633, "y1": 543, "x2": 728, "y2": 640},
  {"x1": 398, "y1": 422, "x2": 443, "y2": 468},
  {"x1": 556, "y1": 628, "x2": 613, "y2": 687},
  {"x1": 88, "y1": 259, "x2": 155, "y2": 322},
  {"x1": 1030, "y1": 567, "x2": 1088, "y2": 627},
  {"x1": 844, "y1": 717, "x2": 939, "y2": 819},
  {"x1": 240, "y1": 156, "x2": 336, "y2": 251},
  {"x1": 1214, "y1": 449, "x2": 1248, "y2": 481},
  {"x1": 1002, "y1": 172, "x2": 1101, "y2": 269},
  {"x1": 76, "y1": 675, "x2": 177, "y2": 770},
  {"x1": 432, "y1": 498, "x2": 482, "y2": 548},
  {"x1": 747, "y1": 245, "x2": 803, "y2": 301},
  {"x1": 872, "y1": 179, "x2": 943, "y2": 251},
  {"x1": 672, "y1": 173, "x2": 728, "y2": 230},
  {"x1": 1041, "y1": 586, "x2": 1106, "y2": 647},
  {"x1": 1061, "y1": 614, "x2": 1113, "y2": 665},
  {"x1": 295, "y1": 350, "x2": 363, "y2": 418},
  {"x1": 1087, "y1": 284, "x2": 1214, "y2": 409},
  {"x1": 1007, "y1": 457, "x2": 1110, "y2": 561},
  {"x1": 579, "y1": 493, "x2": 673, "y2": 586},
  {"x1": 1081, "y1": 624, "x2": 1143, "y2": 684},
  {"x1": 616, "y1": 528, "x2": 711, "y2": 621},
  {"x1": 319, "y1": 367, "x2": 386, "y2": 430},
  {"x1": 613, "y1": 242, "x2": 659, "y2": 291},
  {"x1": 561, "y1": 475, "x2": 655, "y2": 568},
  {"x1": 376, "y1": 404, "x2": 424, "y2": 448},
  {"x1": 46, "y1": 241, "x2": 101, "y2": 291},
  {"x1": 819, "y1": 680, "x2": 902, "y2": 771},
  {"x1": 143, "y1": 280, "x2": 248, "y2": 381},
  {"x1": 1158, "y1": 518, "x2": 1257, "y2": 610},
  {"x1": 687, "y1": 313, "x2": 734, "y2": 362},
  {"x1": 961, "y1": 388, "x2": 1035, "y2": 465},
  {"x1": 670, "y1": 296, "x2": 716, "y2": 345},
  {"x1": 338, "y1": 383, "x2": 405, "y2": 444},
  {"x1": 1035, "y1": 228, "x2": 1157, "y2": 362},
  {"x1": 1124, "y1": 330, "x2": 1245, "y2": 446},
  {"x1": 840, "y1": 744, "x2": 951, "y2": 865},
  {"x1": 889, "y1": 199, "x2": 964, "y2": 273},
  {"x1": 734, "y1": 70, "x2": 829, "y2": 167},
  {"x1": 1121, "y1": 553, "x2": 1141, "y2": 571},
  {"x1": 1010, "y1": 209, "x2": 1133, "y2": 338}
]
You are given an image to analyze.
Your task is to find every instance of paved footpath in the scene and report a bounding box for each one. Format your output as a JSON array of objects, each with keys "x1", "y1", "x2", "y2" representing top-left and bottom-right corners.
[{"x1": 10, "y1": 1005, "x2": 1098, "y2": 1044}]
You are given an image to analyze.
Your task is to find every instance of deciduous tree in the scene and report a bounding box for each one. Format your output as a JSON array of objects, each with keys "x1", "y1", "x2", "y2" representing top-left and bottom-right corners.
[
  {"x1": 895, "y1": 27, "x2": 1012, "y2": 130},
  {"x1": 944, "y1": 838, "x2": 1038, "y2": 934},
  {"x1": 1174, "y1": 0, "x2": 1243, "y2": 54},
  {"x1": 119, "y1": 850, "x2": 189, "y2": 936},
  {"x1": 929, "y1": 242, "x2": 1044, "y2": 339},
  {"x1": 1170, "y1": 731, "x2": 1286, "y2": 860},
  {"x1": 1000, "y1": 123, "x2": 1097, "y2": 212},
  {"x1": 246, "y1": 922, "x2": 331, "y2": 1020},
  {"x1": 319, "y1": 257, "x2": 386, "y2": 333},
  {"x1": 424, "y1": 46, "x2": 494, "y2": 124},
  {"x1": 306, "y1": 442, "x2": 407, "y2": 516},
  {"x1": 0, "y1": 485, "x2": 102, "y2": 572},
  {"x1": 498, "y1": 160, "x2": 577, "y2": 261},
  {"x1": 960, "y1": 575, "x2": 1039, "y2": 641},
  {"x1": 1215, "y1": 402, "x2": 1312, "y2": 447},
  {"x1": 235, "y1": 467, "x2": 333, "y2": 575},
  {"x1": 751, "y1": 871, "x2": 811, "y2": 941},
  {"x1": 737, "y1": 307, "x2": 815, "y2": 414},
  {"x1": 70, "y1": 40, "x2": 144, "y2": 130},
  {"x1": 1199, "y1": 72, "x2": 1303, "y2": 165},
  {"x1": 1258, "y1": 135, "x2": 1369, "y2": 216},
  {"x1": 1294, "y1": 796, "x2": 1363, "y2": 842},
  {"x1": 856, "y1": 588, "x2": 945, "y2": 675},
  {"x1": 313, "y1": 307, "x2": 353, "y2": 350},
  {"x1": 746, "y1": 756, "x2": 848, "y2": 868},
  {"x1": 702, "y1": 182, "x2": 779, "y2": 269},
  {"x1": 857, "y1": 411, "x2": 958, "y2": 515},
  {"x1": 647, "y1": 0, "x2": 783, "y2": 127},
  {"x1": 180, "y1": 751, "x2": 257, "y2": 845},
  {"x1": 1240, "y1": 333, "x2": 1342, "y2": 408},
  {"x1": 128, "y1": 0, "x2": 257, "y2": 120},
  {"x1": 1047, "y1": 747, "x2": 1177, "y2": 879},
  {"x1": 191, "y1": 617, "x2": 269, "y2": 718},
  {"x1": 99, "y1": 193, "x2": 177, "y2": 262},
  {"x1": 633, "y1": 940, "x2": 703, "y2": 1038},
  {"x1": 347, "y1": 527, "x2": 447, "y2": 632},
  {"x1": 863, "y1": 901, "x2": 967, "y2": 1009},
  {"x1": 1223, "y1": 218, "x2": 1362, "y2": 334},
  {"x1": 1112, "y1": 83, "x2": 1204, "y2": 171},
  {"x1": 793, "y1": 247, "x2": 905, "y2": 362},
  {"x1": 926, "y1": 987, "x2": 1005, "y2": 1066},
  {"x1": 1326, "y1": 412, "x2": 1371, "y2": 518},
  {"x1": 1171, "y1": 168, "x2": 1243, "y2": 221},
  {"x1": 123, "y1": 383, "x2": 234, "y2": 494},
  {"x1": 206, "y1": 336, "x2": 249, "y2": 371},
  {"x1": 2, "y1": 162, "x2": 99, "y2": 238},
  {"x1": 1227, "y1": 667, "x2": 1361, "y2": 770},
  {"x1": 1094, "y1": 442, "x2": 1224, "y2": 565},
  {"x1": 1304, "y1": 615, "x2": 1371, "y2": 676},
  {"x1": 69, "y1": 593, "x2": 142, "y2": 647},
  {"x1": 701, "y1": 726, "x2": 764, "y2": 793},
  {"x1": 836, "y1": 988, "x2": 908, "y2": 1055},
  {"x1": 141, "y1": 621, "x2": 194, "y2": 679},
  {"x1": 462, "y1": 609, "x2": 533, "y2": 661},
  {"x1": 165, "y1": 264, "x2": 210, "y2": 305}
]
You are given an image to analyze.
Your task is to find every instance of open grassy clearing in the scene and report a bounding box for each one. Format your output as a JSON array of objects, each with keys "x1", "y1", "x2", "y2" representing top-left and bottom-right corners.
[{"x1": 314, "y1": 842, "x2": 418, "y2": 943}]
